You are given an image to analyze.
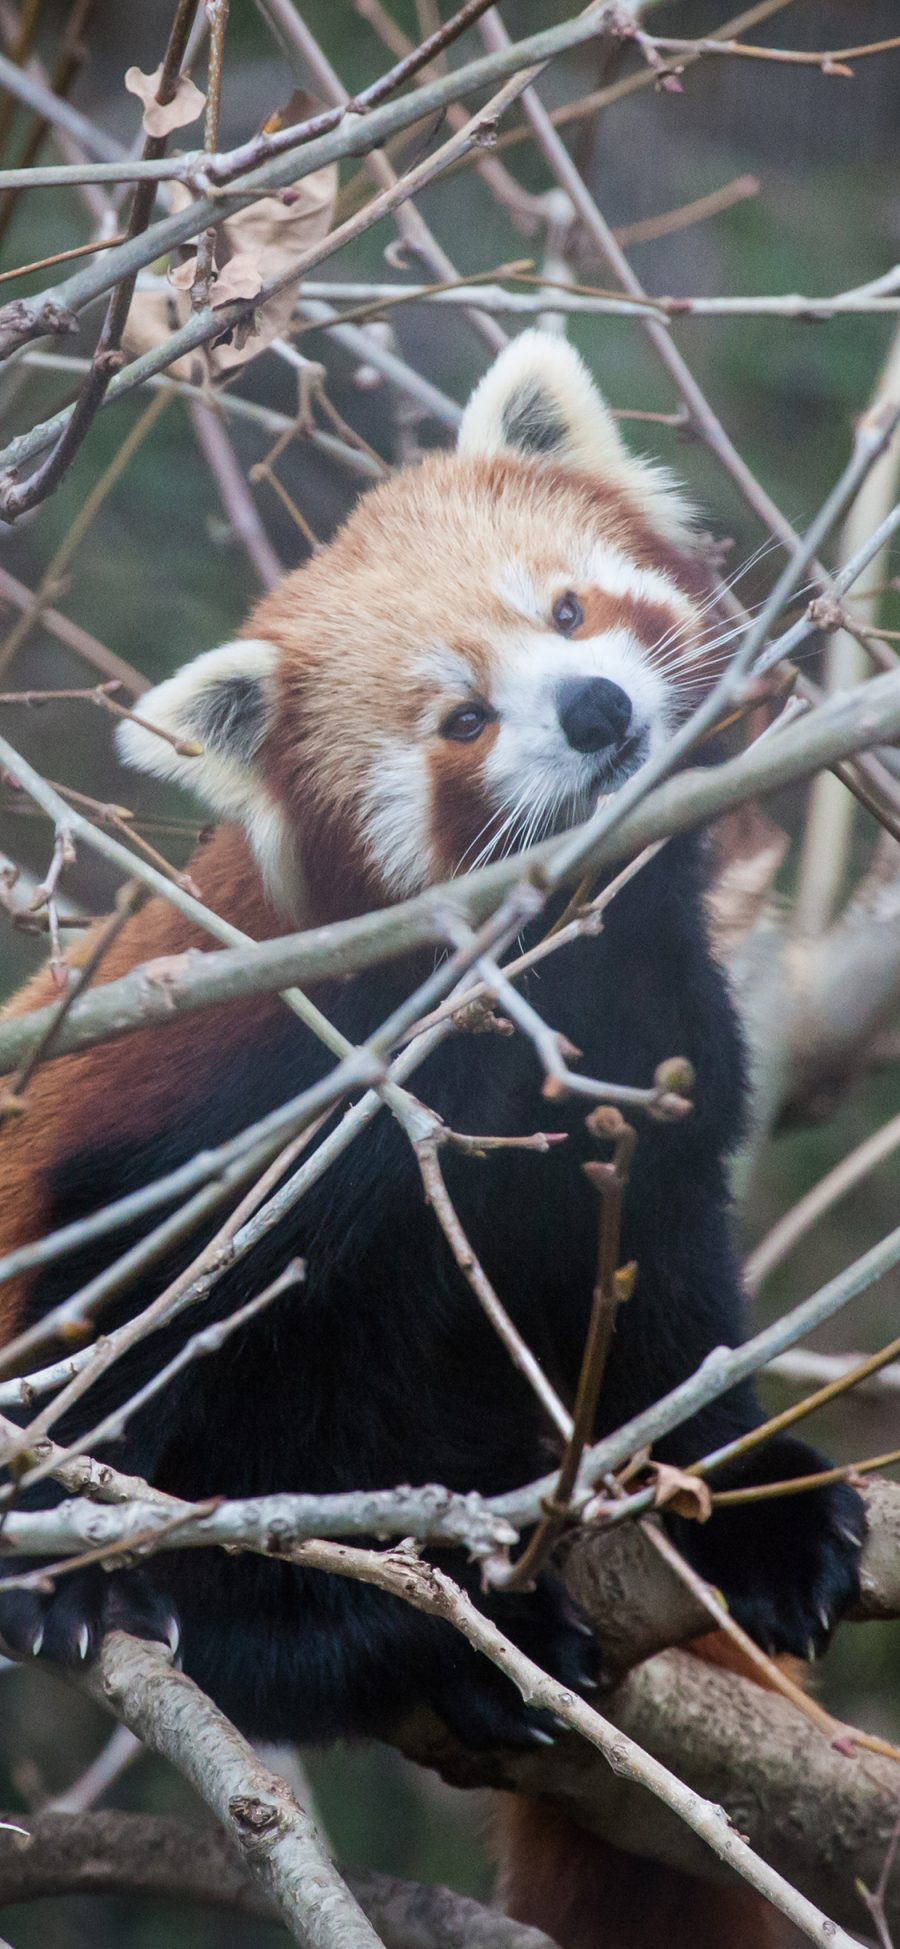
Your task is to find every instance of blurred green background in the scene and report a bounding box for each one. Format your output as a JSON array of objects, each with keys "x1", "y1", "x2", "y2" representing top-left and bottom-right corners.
[{"x1": 0, "y1": 2, "x2": 898, "y2": 1942}]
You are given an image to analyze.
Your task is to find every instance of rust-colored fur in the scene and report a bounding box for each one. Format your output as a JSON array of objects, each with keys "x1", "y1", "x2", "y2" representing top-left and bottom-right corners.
[{"x1": 0, "y1": 826, "x2": 276, "y2": 1331}]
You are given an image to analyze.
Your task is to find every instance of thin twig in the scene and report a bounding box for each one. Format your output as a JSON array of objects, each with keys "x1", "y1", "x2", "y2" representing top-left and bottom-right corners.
[
  {"x1": 264, "y1": 1542, "x2": 863, "y2": 1949},
  {"x1": 0, "y1": 388, "x2": 172, "y2": 676},
  {"x1": 0, "y1": 232, "x2": 127, "y2": 286},
  {"x1": 746, "y1": 1108, "x2": 900, "y2": 1291},
  {"x1": 639, "y1": 30, "x2": 900, "y2": 72},
  {"x1": 0, "y1": 563, "x2": 148, "y2": 695},
  {"x1": 492, "y1": 1220, "x2": 900, "y2": 1532},
  {"x1": 501, "y1": 1109, "x2": 636, "y2": 1591},
  {"x1": 414, "y1": 1125, "x2": 573, "y2": 1442},
  {"x1": 709, "y1": 1445, "x2": 900, "y2": 1506},
  {"x1": 638, "y1": 1518, "x2": 900, "y2": 1764},
  {"x1": 0, "y1": 0, "x2": 202, "y2": 518},
  {"x1": 0, "y1": 879, "x2": 144, "y2": 1120}
]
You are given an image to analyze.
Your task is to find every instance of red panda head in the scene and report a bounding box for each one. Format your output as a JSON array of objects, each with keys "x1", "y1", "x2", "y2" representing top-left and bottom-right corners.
[{"x1": 118, "y1": 332, "x2": 715, "y2": 924}]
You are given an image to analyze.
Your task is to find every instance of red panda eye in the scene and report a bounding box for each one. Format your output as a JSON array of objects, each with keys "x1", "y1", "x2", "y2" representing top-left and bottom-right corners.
[
  {"x1": 441, "y1": 703, "x2": 491, "y2": 743},
  {"x1": 552, "y1": 592, "x2": 583, "y2": 636}
]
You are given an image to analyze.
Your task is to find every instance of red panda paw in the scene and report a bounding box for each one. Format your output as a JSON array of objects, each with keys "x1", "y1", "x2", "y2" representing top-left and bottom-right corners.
[
  {"x1": 429, "y1": 1574, "x2": 600, "y2": 1752},
  {"x1": 0, "y1": 1565, "x2": 180, "y2": 1667},
  {"x1": 668, "y1": 1436, "x2": 866, "y2": 1660}
]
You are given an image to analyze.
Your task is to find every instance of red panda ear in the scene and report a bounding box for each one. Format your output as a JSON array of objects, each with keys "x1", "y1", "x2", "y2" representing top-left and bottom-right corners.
[
  {"x1": 457, "y1": 329, "x2": 695, "y2": 544},
  {"x1": 116, "y1": 637, "x2": 280, "y2": 826}
]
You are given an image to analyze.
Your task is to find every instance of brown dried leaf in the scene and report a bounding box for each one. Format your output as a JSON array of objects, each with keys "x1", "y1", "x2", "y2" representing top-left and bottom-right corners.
[
  {"x1": 210, "y1": 163, "x2": 336, "y2": 371},
  {"x1": 123, "y1": 163, "x2": 336, "y2": 380},
  {"x1": 125, "y1": 65, "x2": 206, "y2": 138},
  {"x1": 123, "y1": 287, "x2": 196, "y2": 380},
  {"x1": 208, "y1": 252, "x2": 264, "y2": 308},
  {"x1": 166, "y1": 257, "x2": 198, "y2": 293},
  {"x1": 649, "y1": 1464, "x2": 713, "y2": 1522}
]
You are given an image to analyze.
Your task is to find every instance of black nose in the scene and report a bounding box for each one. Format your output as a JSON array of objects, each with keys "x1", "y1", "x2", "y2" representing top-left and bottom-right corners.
[{"x1": 557, "y1": 677, "x2": 633, "y2": 754}]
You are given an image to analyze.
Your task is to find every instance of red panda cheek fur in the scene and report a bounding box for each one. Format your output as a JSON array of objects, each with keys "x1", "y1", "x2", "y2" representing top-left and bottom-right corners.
[{"x1": 426, "y1": 724, "x2": 500, "y2": 882}]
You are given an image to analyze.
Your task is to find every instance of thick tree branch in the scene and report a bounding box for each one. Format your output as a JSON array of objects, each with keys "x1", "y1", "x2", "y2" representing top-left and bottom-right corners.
[
  {"x1": 0, "y1": 1806, "x2": 557, "y2": 1947},
  {"x1": 4, "y1": 1483, "x2": 898, "y2": 1940},
  {"x1": 77, "y1": 1632, "x2": 383, "y2": 1949},
  {"x1": 402, "y1": 1643, "x2": 900, "y2": 1942}
]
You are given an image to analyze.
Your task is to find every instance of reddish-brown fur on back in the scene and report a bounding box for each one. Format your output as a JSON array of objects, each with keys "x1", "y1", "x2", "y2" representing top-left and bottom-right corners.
[
  {"x1": 0, "y1": 825, "x2": 278, "y2": 1332},
  {"x1": 497, "y1": 1795, "x2": 794, "y2": 1949}
]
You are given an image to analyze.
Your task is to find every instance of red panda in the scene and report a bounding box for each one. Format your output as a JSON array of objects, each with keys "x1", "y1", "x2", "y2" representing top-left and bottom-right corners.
[{"x1": 0, "y1": 333, "x2": 863, "y2": 1947}]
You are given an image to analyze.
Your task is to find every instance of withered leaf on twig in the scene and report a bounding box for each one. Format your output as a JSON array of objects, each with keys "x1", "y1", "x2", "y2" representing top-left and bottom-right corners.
[
  {"x1": 124, "y1": 156, "x2": 336, "y2": 378},
  {"x1": 206, "y1": 164, "x2": 336, "y2": 371},
  {"x1": 124, "y1": 65, "x2": 207, "y2": 139},
  {"x1": 648, "y1": 1464, "x2": 713, "y2": 1522}
]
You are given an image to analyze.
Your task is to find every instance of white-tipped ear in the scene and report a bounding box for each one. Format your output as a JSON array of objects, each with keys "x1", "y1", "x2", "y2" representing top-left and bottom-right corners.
[
  {"x1": 117, "y1": 638, "x2": 279, "y2": 824},
  {"x1": 458, "y1": 329, "x2": 694, "y2": 543}
]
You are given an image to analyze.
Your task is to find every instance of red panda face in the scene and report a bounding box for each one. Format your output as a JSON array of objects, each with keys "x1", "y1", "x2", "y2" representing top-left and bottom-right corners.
[{"x1": 118, "y1": 333, "x2": 713, "y2": 921}]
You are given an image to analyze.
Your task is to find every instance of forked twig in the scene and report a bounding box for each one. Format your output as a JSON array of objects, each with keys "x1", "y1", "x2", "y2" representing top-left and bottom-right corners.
[{"x1": 498, "y1": 1108, "x2": 636, "y2": 1590}]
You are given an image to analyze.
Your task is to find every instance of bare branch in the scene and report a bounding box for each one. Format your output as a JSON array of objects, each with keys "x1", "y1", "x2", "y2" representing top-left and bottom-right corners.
[
  {"x1": 77, "y1": 1632, "x2": 384, "y2": 1949},
  {"x1": 767, "y1": 1347, "x2": 900, "y2": 1401},
  {"x1": 0, "y1": 8, "x2": 639, "y2": 370},
  {"x1": 746, "y1": 1107, "x2": 900, "y2": 1291},
  {"x1": 293, "y1": 270, "x2": 900, "y2": 321},
  {"x1": 262, "y1": 1540, "x2": 864, "y2": 1949},
  {"x1": 0, "y1": 1805, "x2": 558, "y2": 1947},
  {"x1": 0, "y1": 0, "x2": 203, "y2": 518}
]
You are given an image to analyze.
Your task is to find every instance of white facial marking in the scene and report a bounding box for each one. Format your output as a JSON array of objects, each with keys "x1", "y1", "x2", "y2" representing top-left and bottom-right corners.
[
  {"x1": 491, "y1": 562, "x2": 543, "y2": 625},
  {"x1": 578, "y1": 541, "x2": 693, "y2": 630},
  {"x1": 483, "y1": 623, "x2": 672, "y2": 849},
  {"x1": 413, "y1": 644, "x2": 477, "y2": 694},
  {"x1": 362, "y1": 743, "x2": 432, "y2": 896}
]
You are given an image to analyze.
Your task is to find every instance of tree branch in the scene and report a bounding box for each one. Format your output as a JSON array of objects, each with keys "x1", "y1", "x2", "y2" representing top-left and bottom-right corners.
[
  {"x1": 77, "y1": 1632, "x2": 384, "y2": 1949},
  {"x1": 0, "y1": 7, "x2": 635, "y2": 370},
  {"x1": 2, "y1": 669, "x2": 900, "y2": 1080},
  {"x1": 0, "y1": 1805, "x2": 558, "y2": 1946}
]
